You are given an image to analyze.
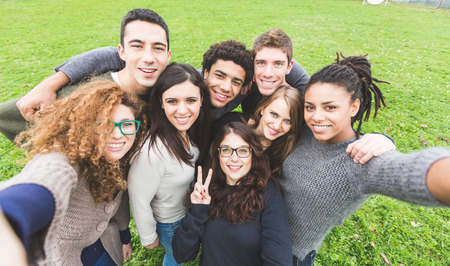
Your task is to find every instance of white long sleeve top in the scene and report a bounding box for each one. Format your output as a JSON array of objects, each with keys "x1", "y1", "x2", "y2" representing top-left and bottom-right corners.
[{"x1": 128, "y1": 137, "x2": 199, "y2": 246}]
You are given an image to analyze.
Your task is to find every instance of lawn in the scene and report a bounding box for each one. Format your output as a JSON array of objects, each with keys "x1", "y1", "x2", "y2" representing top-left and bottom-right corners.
[{"x1": 0, "y1": 0, "x2": 449, "y2": 265}]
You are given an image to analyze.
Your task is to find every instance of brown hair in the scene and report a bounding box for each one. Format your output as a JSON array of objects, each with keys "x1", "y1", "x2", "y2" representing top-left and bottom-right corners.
[
  {"x1": 251, "y1": 85, "x2": 304, "y2": 177},
  {"x1": 16, "y1": 79, "x2": 147, "y2": 203},
  {"x1": 207, "y1": 122, "x2": 272, "y2": 224},
  {"x1": 252, "y1": 28, "x2": 293, "y2": 62}
]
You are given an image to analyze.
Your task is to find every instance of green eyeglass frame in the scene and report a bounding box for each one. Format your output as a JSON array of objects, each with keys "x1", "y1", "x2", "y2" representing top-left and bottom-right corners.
[{"x1": 92, "y1": 120, "x2": 141, "y2": 135}]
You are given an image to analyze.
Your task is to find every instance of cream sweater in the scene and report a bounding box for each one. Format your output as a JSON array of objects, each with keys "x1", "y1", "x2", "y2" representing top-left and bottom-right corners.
[{"x1": 128, "y1": 137, "x2": 199, "y2": 246}]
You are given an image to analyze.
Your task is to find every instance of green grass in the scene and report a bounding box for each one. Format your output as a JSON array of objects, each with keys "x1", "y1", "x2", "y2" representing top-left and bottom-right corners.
[{"x1": 0, "y1": 0, "x2": 448, "y2": 265}]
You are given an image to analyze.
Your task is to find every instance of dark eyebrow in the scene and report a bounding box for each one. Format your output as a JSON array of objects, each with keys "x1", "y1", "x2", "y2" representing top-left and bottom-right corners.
[
  {"x1": 214, "y1": 70, "x2": 227, "y2": 76},
  {"x1": 128, "y1": 39, "x2": 144, "y2": 44},
  {"x1": 128, "y1": 40, "x2": 167, "y2": 48},
  {"x1": 215, "y1": 70, "x2": 243, "y2": 83},
  {"x1": 153, "y1": 42, "x2": 167, "y2": 48},
  {"x1": 232, "y1": 77, "x2": 244, "y2": 83}
]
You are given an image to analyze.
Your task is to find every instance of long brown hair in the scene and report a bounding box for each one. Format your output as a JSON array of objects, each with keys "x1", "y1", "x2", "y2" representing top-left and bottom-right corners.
[
  {"x1": 145, "y1": 62, "x2": 210, "y2": 166},
  {"x1": 251, "y1": 85, "x2": 304, "y2": 177},
  {"x1": 208, "y1": 122, "x2": 272, "y2": 224},
  {"x1": 16, "y1": 79, "x2": 147, "y2": 203}
]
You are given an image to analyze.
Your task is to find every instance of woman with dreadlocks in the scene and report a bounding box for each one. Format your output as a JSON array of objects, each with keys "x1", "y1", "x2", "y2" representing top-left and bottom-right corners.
[{"x1": 279, "y1": 53, "x2": 450, "y2": 266}]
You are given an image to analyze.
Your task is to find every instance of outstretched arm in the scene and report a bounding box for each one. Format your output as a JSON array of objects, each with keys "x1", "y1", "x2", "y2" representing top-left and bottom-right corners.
[
  {"x1": 426, "y1": 157, "x2": 450, "y2": 205},
  {"x1": 16, "y1": 46, "x2": 124, "y2": 121},
  {"x1": 55, "y1": 46, "x2": 125, "y2": 84},
  {"x1": 0, "y1": 209, "x2": 27, "y2": 266}
]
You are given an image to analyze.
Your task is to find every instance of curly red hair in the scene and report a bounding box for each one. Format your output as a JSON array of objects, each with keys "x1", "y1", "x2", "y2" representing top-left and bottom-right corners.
[{"x1": 16, "y1": 79, "x2": 146, "y2": 203}]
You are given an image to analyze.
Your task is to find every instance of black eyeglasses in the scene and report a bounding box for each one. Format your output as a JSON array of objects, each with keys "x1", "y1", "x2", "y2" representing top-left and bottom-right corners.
[
  {"x1": 92, "y1": 120, "x2": 141, "y2": 135},
  {"x1": 218, "y1": 146, "x2": 252, "y2": 158}
]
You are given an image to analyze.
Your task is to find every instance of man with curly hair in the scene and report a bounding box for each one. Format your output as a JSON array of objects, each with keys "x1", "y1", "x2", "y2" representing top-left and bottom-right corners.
[
  {"x1": 0, "y1": 8, "x2": 171, "y2": 142},
  {"x1": 201, "y1": 40, "x2": 253, "y2": 120}
]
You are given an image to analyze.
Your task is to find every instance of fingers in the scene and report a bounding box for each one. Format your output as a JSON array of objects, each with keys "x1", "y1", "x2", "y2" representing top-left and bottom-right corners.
[
  {"x1": 16, "y1": 100, "x2": 37, "y2": 121},
  {"x1": 22, "y1": 108, "x2": 36, "y2": 122},
  {"x1": 197, "y1": 166, "x2": 203, "y2": 184},
  {"x1": 122, "y1": 243, "x2": 132, "y2": 261},
  {"x1": 204, "y1": 168, "x2": 212, "y2": 194},
  {"x1": 347, "y1": 134, "x2": 396, "y2": 164}
]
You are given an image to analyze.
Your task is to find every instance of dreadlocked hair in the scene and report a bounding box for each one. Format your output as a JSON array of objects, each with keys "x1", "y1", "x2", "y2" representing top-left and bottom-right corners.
[
  {"x1": 305, "y1": 52, "x2": 389, "y2": 137},
  {"x1": 206, "y1": 122, "x2": 272, "y2": 224},
  {"x1": 16, "y1": 79, "x2": 147, "y2": 203}
]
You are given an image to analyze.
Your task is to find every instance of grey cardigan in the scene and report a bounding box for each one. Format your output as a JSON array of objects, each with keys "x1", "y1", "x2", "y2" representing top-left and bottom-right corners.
[{"x1": 0, "y1": 152, "x2": 130, "y2": 265}]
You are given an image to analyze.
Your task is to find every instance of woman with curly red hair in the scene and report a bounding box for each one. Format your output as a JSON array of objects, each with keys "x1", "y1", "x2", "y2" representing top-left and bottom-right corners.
[
  {"x1": 0, "y1": 79, "x2": 146, "y2": 265},
  {"x1": 172, "y1": 122, "x2": 292, "y2": 265}
]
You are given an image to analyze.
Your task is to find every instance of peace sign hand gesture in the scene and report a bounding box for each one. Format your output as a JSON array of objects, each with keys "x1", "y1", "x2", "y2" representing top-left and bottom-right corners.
[{"x1": 191, "y1": 166, "x2": 212, "y2": 205}]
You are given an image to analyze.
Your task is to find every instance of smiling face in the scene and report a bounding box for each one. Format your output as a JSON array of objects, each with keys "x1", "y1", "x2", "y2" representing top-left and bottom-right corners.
[
  {"x1": 219, "y1": 133, "x2": 252, "y2": 186},
  {"x1": 304, "y1": 82, "x2": 360, "y2": 144},
  {"x1": 253, "y1": 47, "x2": 293, "y2": 96},
  {"x1": 162, "y1": 80, "x2": 202, "y2": 136},
  {"x1": 100, "y1": 104, "x2": 137, "y2": 161},
  {"x1": 255, "y1": 97, "x2": 292, "y2": 142},
  {"x1": 204, "y1": 59, "x2": 246, "y2": 108},
  {"x1": 118, "y1": 20, "x2": 171, "y2": 95}
]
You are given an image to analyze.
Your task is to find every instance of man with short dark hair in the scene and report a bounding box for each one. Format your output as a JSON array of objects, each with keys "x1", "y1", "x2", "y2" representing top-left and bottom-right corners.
[{"x1": 0, "y1": 8, "x2": 171, "y2": 142}]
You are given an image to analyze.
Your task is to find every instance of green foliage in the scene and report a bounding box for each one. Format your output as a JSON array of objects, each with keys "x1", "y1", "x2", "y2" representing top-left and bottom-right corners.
[{"x1": 0, "y1": 0, "x2": 448, "y2": 265}]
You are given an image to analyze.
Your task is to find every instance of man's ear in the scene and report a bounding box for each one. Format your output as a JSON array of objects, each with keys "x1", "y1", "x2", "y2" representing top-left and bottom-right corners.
[
  {"x1": 203, "y1": 69, "x2": 209, "y2": 80},
  {"x1": 350, "y1": 99, "x2": 361, "y2": 117},
  {"x1": 118, "y1": 44, "x2": 126, "y2": 60},
  {"x1": 167, "y1": 49, "x2": 172, "y2": 62},
  {"x1": 285, "y1": 60, "x2": 294, "y2": 75}
]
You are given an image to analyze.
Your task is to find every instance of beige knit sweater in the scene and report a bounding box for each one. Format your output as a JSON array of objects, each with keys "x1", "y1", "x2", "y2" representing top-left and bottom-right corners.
[{"x1": 0, "y1": 152, "x2": 130, "y2": 265}]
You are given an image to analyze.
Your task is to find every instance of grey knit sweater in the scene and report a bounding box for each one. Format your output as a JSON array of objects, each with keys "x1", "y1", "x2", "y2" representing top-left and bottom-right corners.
[
  {"x1": 0, "y1": 152, "x2": 130, "y2": 265},
  {"x1": 280, "y1": 126, "x2": 449, "y2": 260}
]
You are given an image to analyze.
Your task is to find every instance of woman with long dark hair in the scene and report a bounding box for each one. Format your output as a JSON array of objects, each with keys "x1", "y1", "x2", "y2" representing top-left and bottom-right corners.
[
  {"x1": 127, "y1": 63, "x2": 210, "y2": 266},
  {"x1": 173, "y1": 122, "x2": 292, "y2": 265}
]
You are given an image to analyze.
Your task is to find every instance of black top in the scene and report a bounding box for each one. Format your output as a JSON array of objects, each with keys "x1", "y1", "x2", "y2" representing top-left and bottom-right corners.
[{"x1": 172, "y1": 181, "x2": 293, "y2": 266}]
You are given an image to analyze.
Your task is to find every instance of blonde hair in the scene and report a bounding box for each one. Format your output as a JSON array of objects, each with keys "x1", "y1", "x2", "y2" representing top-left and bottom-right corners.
[
  {"x1": 251, "y1": 85, "x2": 304, "y2": 177},
  {"x1": 16, "y1": 79, "x2": 146, "y2": 203}
]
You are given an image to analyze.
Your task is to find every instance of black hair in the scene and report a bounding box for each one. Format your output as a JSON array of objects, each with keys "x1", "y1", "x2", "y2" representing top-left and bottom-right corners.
[
  {"x1": 120, "y1": 8, "x2": 169, "y2": 49},
  {"x1": 202, "y1": 40, "x2": 253, "y2": 86},
  {"x1": 144, "y1": 62, "x2": 211, "y2": 165},
  {"x1": 305, "y1": 53, "x2": 389, "y2": 137}
]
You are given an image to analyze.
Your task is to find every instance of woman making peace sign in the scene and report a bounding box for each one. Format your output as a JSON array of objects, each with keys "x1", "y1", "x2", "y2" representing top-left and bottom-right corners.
[{"x1": 172, "y1": 122, "x2": 292, "y2": 265}]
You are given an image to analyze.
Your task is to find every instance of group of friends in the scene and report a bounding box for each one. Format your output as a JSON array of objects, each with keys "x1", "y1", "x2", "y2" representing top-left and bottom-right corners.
[{"x1": 0, "y1": 8, "x2": 449, "y2": 266}]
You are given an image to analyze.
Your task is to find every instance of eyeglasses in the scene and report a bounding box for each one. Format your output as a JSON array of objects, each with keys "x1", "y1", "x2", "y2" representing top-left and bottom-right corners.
[
  {"x1": 92, "y1": 120, "x2": 141, "y2": 135},
  {"x1": 218, "y1": 146, "x2": 252, "y2": 158}
]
